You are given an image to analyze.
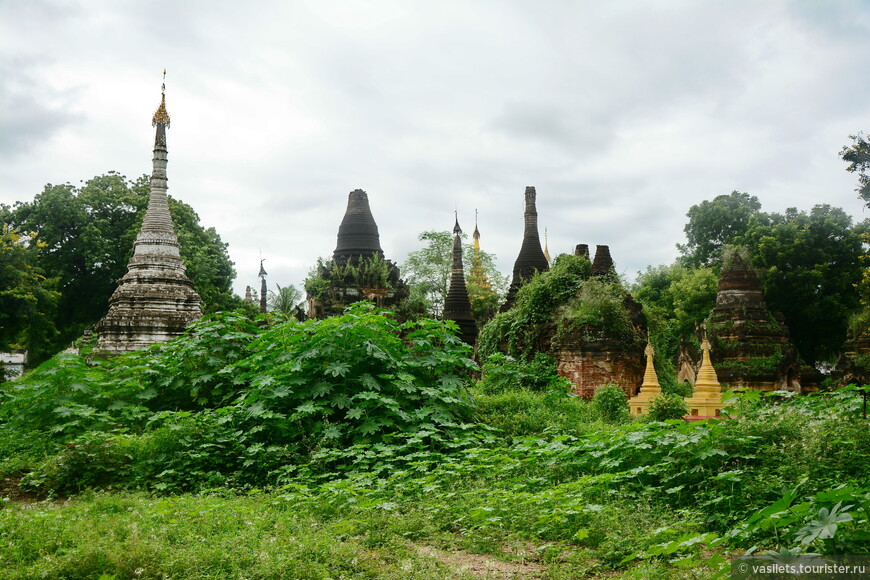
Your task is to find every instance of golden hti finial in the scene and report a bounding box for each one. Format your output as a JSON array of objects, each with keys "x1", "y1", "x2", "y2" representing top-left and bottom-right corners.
[
  {"x1": 543, "y1": 227, "x2": 551, "y2": 264},
  {"x1": 152, "y1": 69, "x2": 171, "y2": 128}
]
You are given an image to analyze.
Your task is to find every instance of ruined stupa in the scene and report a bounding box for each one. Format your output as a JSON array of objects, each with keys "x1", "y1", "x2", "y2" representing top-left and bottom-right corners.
[
  {"x1": 306, "y1": 189, "x2": 409, "y2": 318},
  {"x1": 591, "y1": 245, "x2": 615, "y2": 278},
  {"x1": 95, "y1": 76, "x2": 202, "y2": 354},
  {"x1": 443, "y1": 215, "x2": 477, "y2": 346},
  {"x1": 502, "y1": 186, "x2": 549, "y2": 310},
  {"x1": 707, "y1": 249, "x2": 801, "y2": 392}
]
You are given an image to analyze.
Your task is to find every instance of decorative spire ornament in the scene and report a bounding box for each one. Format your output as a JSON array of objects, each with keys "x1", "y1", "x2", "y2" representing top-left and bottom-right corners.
[{"x1": 95, "y1": 72, "x2": 202, "y2": 354}]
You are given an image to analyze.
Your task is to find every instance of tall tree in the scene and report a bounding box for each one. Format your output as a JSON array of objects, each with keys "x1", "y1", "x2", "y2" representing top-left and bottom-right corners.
[
  {"x1": 678, "y1": 191, "x2": 761, "y2": 267},
  {"x1": 841, "y1": 132, "x2": 870, "y2": 207},
  {"x1": 401, "y1": 230, "x2": 508, "y2": 320},
  {"x1": 5, "y1": 172, "x2": 241, "y2": 355},
  {"x1": 0, "y1": 225, "x2": 60, "y2": 363},
  {"x1": 740, "y1": 206, "x2": 867, "y2": 364},
  {"x1": 633, "y1": 263, "x2": 718, "y2": 363}
]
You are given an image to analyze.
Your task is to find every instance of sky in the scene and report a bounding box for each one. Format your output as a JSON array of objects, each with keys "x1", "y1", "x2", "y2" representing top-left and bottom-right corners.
[{"x1": 2, "y1": 0, "x2": 869, "y2": 298}]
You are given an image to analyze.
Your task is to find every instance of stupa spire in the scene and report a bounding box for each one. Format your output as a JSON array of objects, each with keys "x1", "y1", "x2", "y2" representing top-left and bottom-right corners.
[
  {"x1": 628, "y1": 339, "x2": 663, "y2": 416},
  {"x1": 502, "y1": 186, "x2": 549, "y2": 310},
  {"x1": 258, "y1": 258, "x2": 268, "y2": 314},
  {"x1": 95, "y1": 72, "x2": 202, "y2": 354},
  {"x1": 443, "y1": 214, "x2": 477, "y2": 345},
  {"x1": 543, "y1": 227, "x2": 551, "y2": 265},
  {"x1": 685, "y1": 328, "x2": 727, "y2": 417}
]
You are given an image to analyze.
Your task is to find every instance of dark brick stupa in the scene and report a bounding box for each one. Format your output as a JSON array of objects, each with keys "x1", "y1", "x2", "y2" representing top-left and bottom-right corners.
[
  {"x1": 502, "y1": 186, "x2": 549, "y2": 310},
  {"x1": 95, "y1": 77, "x2": 201, "y2": 354},
  {"x1": 443, "y1": 215, "x2": 477, "y2": 346},
  {"x1": 333, "y1": 189, "x2": 384, "y2": 263},
  {"x1": 707, "y1": 250, "x2": 801, "y2": 392},
  {"x1": 306, "y1": 189, "x2": 409, "y2": 318},
  {"x1": 591, "y1": 245, "x2": 615, "y2": 277}
]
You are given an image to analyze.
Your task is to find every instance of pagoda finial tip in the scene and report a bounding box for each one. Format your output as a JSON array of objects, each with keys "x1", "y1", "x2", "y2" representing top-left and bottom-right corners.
[{"x1": 152, "y1": 70, "x2": 171, "y2": 127}]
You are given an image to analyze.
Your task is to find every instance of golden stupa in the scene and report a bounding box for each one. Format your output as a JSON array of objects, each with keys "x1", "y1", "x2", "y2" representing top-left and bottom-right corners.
[
  {"x1": 628, "y1": 342, "x2": 662, "y2": 416},
  {"x1": 685, "y1": 335, "x2": 725, "y2": 417}
]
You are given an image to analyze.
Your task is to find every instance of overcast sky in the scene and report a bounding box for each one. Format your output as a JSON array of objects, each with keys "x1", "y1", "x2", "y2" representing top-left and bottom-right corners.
[{"x1": 2, "y1": 0, "x2": 868, "y2": 298}]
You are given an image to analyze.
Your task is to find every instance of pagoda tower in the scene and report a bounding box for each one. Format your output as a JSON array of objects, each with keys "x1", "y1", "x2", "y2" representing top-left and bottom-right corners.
[
  {"x1": 628, "y1": 341, "x2": 663, "y2": 416},
  {"x1": 443, "y1": 215, "x2": 477, "y2": 346},
  {"x1": 95, "y1": 75, "x2": 202, "y2": 354},
  {"x1": 306, "y1": 189, "x2": 409, "y2": 318},
  {"x1": 502, "y1": 186, "x2": 549, "y2": 310},
  {"x1": 685, "y1": 333, "x2": 725, "y2": 417}
]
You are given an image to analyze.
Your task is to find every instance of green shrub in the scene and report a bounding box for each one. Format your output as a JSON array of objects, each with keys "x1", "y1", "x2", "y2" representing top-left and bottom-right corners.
[
  {"x1": 647, "y1": 393, "x2": 688, "y2": 421},
  {"x1": 472, "y1": 388, "x2": 595, "y2": 436},
  {"x1": 479, "y1": 352, "x2": 567, "y2": 394},
  {"x1": 592, "y1": 384, "x2": 629, "y2": 424}
]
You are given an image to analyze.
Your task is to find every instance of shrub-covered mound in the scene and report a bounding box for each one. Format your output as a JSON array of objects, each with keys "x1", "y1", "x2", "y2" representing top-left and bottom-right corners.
[{"x1": 477, "y1": 253, "x2": 645, "y2": 361}]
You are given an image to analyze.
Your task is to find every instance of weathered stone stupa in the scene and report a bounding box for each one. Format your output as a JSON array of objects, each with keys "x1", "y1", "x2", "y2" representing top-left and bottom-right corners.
[
  {"x1": 333, "y1": 189, "x2": 385, "y2": 263},
  {"x1": 443, "y1": 216, "x2": 477, "y2": 346},
  {"x1": 95, "y1": 78, "x2": 202, "y2": 354},
  {"x1": 707, "y1": 250, "x2": 801, "y2": 392},
  {"x1": 306, "y1": 189, "x2": 409, "y2": 318},
  {"x1": 591, "y1": 245, "x2": 615, "y2": 277},
  {"x1": 628, "y1": 342, "x2": 663, "y2": 416},
  {"x1": 502, "y1": 186, "x2": 549, "y2": 310}
]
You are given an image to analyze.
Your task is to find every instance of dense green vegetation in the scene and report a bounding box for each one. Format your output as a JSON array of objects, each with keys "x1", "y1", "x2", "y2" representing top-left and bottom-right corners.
[
  {"x1": 671, "y1": 192, "x2": 867, "y2": 365},
  {"x1": 2, "y1": 304, "x2": 868, "y2": 578}
]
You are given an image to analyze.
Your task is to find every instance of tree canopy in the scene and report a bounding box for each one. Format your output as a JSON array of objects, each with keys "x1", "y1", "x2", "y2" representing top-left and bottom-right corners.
[
  {"x1": 677, "y1": 191, "x2": 761, "y2": 268},
  {"x1": 0, "y1": 226, "x2": 60, "y2": 362},
  {"x1": 841, "y1": 132, "x2": 870, "y2": 207},
  {"x1": 741, "y1": 206, "x2": 868, "y2": 364},
  {"x1": 401, "y1": 230, "x2": 508, "y2": 322},
  {"x1": 3, "y1": 172, "x2": 241, "y2": 360}
]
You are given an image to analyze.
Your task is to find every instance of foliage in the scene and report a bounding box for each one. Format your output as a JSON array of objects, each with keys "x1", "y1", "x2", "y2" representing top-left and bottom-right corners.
[
  {"x1": 677, "y1": 191, "x2": 867, "y2": 364},
  {"x1": 591, "y1": 384, "x2": 629, "y2": 424},
  {"x1": 739, "y1": 206, "x2": 867, "y2": 363},
  {"x1": 233, "y1": 302, "x2": 476, "y2": 448},
  {"x1": 478, "y1": 352, "x2": 568, "y2": 394},
  {"x1": 477, "y1": 253, "x2": 594, "y2": 359},
  {"x1": 2, "y1": 294, "x2": 870, "y2": 577},
  {"x1": 647, "y1": 393, "x2": 688, "y2": 421},
  {"x1": 4, "y1": 172, "x2": 239, "y2": 359},
  {"x1": 267, "y1": 282, "x2": 303, "y2": 316},
  {"x1": 678, "y1": 191, "x2": 761, "y2": 267},
  {"x1": 841, "y1": 131, "x2": 870, "y2": 207},
  {"x1": 400, "y1": 230, "x2": 508, "y2": 320},
  {"x1": 0, "y1": 225, "x2": 59, "y2": 360},
  {"x1": 304, "y1": 255, "x2": 393, "y2": 298}
]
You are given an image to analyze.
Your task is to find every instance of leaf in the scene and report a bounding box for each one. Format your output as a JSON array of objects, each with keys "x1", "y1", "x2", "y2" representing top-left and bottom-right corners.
[
  {"x1": 325, "y1": 362, "x2": 351, "y2": 377},
  {"x1": 795, "y1": 502, "x2": 854, "y2": 546}
]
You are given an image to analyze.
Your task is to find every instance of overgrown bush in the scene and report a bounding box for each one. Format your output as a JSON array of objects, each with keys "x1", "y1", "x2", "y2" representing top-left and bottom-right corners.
[
  {"x1": 478, "y1": 352, "x2": 567, "y2": 394},
  {"x1": 592, "y1": 384, "x2": 629, "y2": 423},
  {"x1": 647, "y1": 393, "x2": 688, "y2": 421}
]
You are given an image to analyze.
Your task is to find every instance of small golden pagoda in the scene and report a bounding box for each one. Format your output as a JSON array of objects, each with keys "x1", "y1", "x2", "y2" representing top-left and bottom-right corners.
[
  {"x1": 629, "y1": 342, "x2": 662, "y2": 416},
  {"x1": 685, "y1": 333, "x2": 725, "y2": 417}
]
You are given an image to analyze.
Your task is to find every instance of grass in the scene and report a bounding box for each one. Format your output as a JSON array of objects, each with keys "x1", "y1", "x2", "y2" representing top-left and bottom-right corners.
[{"x1": 0, "y1": 491, "x2": 706, "y2": 579}]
